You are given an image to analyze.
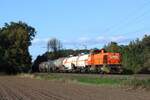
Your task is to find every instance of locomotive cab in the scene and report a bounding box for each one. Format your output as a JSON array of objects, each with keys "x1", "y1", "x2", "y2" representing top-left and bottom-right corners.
[{"x1": 87, "y1": 49, "x2": 122, "y2": 73}]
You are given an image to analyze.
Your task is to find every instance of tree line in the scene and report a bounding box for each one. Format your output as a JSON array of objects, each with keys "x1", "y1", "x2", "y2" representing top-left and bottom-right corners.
[{"x1": 104, "y1": 35, "x2": 150, "y2": 74}]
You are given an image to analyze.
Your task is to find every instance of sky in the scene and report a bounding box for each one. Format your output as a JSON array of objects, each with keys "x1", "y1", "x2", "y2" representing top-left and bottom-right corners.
[{"x1": 0, "y1": 0, "x2": 150, "y2": 60}]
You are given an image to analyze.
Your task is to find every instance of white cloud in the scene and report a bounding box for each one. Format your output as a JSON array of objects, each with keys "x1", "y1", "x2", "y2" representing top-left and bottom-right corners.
[
  {"x1": 32, "y1": 38, "x2": 49, "y2": 44},
  {"x1": 31, "y1": 35, "x2": 132, "y2": 49},
  {"x1": 78, "y1": 37, "x2": 90, "y2": 42},
  {"x1": 62, "y1": 35, "x2": 132, "y2": 48},
  {"x1": 96, "y1": 36, "x2": 105, "y2": 40},
  {"x1": 110, "y1": 36, "x2": 126, "y2": 42}
]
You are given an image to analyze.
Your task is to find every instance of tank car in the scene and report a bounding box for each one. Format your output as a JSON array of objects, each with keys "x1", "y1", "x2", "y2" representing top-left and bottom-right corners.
[
  {"x1": 63, "y1": 54, "x2": 89, "y2": 72},
  {"x1": 39, "y1": 61, "x2": 49, "y2": 72},
  {"x1": 39, "y1": 61, "x2": 55, "y2": 72},
  {"x1": 53, "y1": 58, "x2": 65, "y2": 72}
]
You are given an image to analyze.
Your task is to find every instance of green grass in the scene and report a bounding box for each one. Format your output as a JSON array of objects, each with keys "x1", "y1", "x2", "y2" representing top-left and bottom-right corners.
[
  {"x1": 123, "y1": 78, "x2": 150, "y2": 90},
  {"x1": 23, "y1": 73, "x2": 150, "y2": 90},
  {"x1": 72, "y1": 76, "x2": 122, "y2": 86}
]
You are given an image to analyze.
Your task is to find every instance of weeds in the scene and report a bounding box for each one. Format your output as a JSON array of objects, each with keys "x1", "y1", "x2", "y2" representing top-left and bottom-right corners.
[{"x1": 21, "y1": 73, "x2": 150, "y2": 90}]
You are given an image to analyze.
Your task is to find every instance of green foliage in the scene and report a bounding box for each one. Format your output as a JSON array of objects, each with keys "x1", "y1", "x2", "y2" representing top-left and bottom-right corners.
[
  {"x1": 32, "y1": 53, "x2": 48, "y2": 72},
  {"x1": 104, "y1": 35, "x2": 150, "y2": 74},
  {"x1": 0, "y1": 21, "x2": 36, "y2": 74},
  {"x1": 104, "y1": 42, "x2": 121, "y2": 53}
]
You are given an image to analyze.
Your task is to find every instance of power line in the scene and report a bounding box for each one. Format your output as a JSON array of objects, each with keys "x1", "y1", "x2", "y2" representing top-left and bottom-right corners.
[
  {"x1": 111, "y1": 8, "x2": 150, "y2": 35},
  {"x1": 101, "y1": 0, "x2": 150, "y2": 35}
]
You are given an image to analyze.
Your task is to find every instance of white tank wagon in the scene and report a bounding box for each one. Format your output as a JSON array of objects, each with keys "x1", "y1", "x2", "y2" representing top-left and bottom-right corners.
[
  {"x1": 76, "y1": 54, "x2": 88, "y2": 67},
  {"x1": 63, "y1": 56, "x2": 78, "y2": 70},
  {"x1": 39, "y1": 61, "x2": 55, "y2": 72},
  {"x1": 39, "y1": 62, "x2": 49, "y2": 72},
  {"x1": 63, "y1": 54, "x2": 89, "y2": 72},
  {"x1": 53, "y1": 58, "x2": 65, "y2": 71}
]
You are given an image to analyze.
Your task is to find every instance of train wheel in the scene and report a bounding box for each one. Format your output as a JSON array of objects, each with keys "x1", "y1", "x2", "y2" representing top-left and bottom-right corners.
[{"x1": 85, "y1": 66, "x2": 90, "y2": 73}]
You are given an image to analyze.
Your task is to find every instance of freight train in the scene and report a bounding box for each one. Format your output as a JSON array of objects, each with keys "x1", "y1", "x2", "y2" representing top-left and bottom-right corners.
[{"x1": 39, "y1": 49, "x2": 122, "y2": 74}]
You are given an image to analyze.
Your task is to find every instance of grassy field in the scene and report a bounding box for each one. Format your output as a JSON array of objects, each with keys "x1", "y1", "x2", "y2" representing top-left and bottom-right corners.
[{"x1": 20, "y1": 73, "x2": 150, "y2": 90}]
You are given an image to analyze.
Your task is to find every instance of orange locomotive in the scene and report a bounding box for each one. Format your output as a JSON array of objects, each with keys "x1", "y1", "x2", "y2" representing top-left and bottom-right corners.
[{"x1": 86, "y1": 49, "x2": 122, "y2": 73}]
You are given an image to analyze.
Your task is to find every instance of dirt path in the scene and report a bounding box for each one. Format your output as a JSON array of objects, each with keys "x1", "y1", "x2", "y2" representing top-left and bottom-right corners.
[{"x1": 0, "y1": 76, "x2": 149, "y2": 100}]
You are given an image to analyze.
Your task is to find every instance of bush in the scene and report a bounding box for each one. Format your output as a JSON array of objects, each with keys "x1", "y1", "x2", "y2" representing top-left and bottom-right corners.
[
  {"x1": 122, "y1": 68, "x2": 134, "y2": 75},
  {"x1": 123, "y1": 78, "x2": 150, "y2": 90}
]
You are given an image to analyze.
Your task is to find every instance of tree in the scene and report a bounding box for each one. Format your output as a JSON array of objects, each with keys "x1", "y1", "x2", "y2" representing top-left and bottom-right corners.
[
  {"x1": 141, "y1": 35, "x2": 150, "y2": 73},
  {"x1": 0, "y1": 21, "x2": 36, "y2": 74},
  {"x1": 47, "y1": 38, "x2": 63, "y2": 59},
  {"x1": 47, "y1": 38, "x2": 62, "y2": 52},
  {"x1": 104, "y1": 42, "x2": 120, "y2": 52},
  {"x1": 32, "y1": 53, "x2": 48, "y2": 72}
]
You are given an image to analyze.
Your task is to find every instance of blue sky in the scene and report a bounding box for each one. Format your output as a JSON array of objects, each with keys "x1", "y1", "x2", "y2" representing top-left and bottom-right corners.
[{"x1": 0, "y1": 0, "x2": 150, "y2": 60}]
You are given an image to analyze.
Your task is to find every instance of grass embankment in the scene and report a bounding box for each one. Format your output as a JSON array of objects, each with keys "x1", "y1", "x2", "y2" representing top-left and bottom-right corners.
[{"x1": 20, "y1": 73, "x2": 150, "y2": 90}]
